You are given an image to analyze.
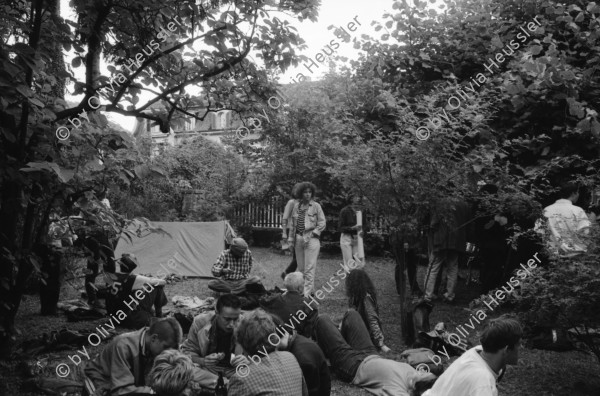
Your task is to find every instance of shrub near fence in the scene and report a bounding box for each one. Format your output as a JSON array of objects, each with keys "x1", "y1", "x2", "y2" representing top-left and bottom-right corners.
[{"x1": 231, "y1": 198, "x2": 391, "y2": 253}]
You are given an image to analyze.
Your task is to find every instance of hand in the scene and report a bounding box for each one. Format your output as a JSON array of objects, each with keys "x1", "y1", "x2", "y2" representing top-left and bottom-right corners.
[
  {"x1": 380, "y1": 345, "x2": 391, "y2": 353},
  {"x1": 351, "y1": 225, "x2": 363, "y2": 231},
  {"x1": 231, "y1": 354, "x2": 250, "y2": 367},
  {"x1": 221, "y1": 268, "x2": 232, "y2": 274},
  {"x1": 204, "y1": 353, "x2": 224, "y2": 368}
]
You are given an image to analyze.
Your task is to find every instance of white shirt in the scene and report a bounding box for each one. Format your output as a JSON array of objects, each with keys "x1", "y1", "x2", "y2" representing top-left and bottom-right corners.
[
  {"x1": 543, "y1": 199, "x2": 590, "y2": 255},
  {"x1": 422, "y1": 346, "x2": 498, "y2": 396}
]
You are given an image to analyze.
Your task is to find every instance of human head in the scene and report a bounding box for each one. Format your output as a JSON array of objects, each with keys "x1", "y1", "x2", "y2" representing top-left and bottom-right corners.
[
  {"x1": 345, "y1": 269, "x2": 377, "y2": 308},
  {"x1": 235, "y1": 309, "x2": 278, "y2": 355},
  {"x1": 480, "y1": 314, "x2": 523, "y2": 365},
  {"x1": 215, "y1": 294, "x2": 242, "y2": 333},
  {"x1": 229, "y1": 237, "x2": 248, "y2": 258},
  {"x1": 291, "y1": 182, "x2": 303, "y2": 200},
  {"x1": 149, "y1": 350, "x2": 194, "y2": 396},
  {"x1": 118, "y1": 253, "x2": 138, "y2": 273},
  {"x1": 296, "y1": 181, "x2": 317, "y2": 202},
  {"x1": 146, "y1": 317, "x2": 183, "y2": 357},
  {"x1": 559, "y1": 182, "x2": 580, "y2": 202},
  {"x1": 284, "y1": 272, "x2": 304, "y2": 294}
]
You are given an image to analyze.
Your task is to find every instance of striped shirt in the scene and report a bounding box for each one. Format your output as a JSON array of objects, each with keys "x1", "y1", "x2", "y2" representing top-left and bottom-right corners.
[{"x1": 296, "y1": 207, "x2": 307, "y2": 234}]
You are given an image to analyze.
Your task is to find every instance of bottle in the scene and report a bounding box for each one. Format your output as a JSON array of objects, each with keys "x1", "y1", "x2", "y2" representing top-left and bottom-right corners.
[{"x1": 215, "y1": 371, "x2": 227, "y2": 396}]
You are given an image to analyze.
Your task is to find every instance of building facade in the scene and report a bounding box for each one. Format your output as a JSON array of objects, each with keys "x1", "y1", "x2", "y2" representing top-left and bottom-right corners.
[{"x1": 132, "y1": 99, "x2": 247, "y2": 157}]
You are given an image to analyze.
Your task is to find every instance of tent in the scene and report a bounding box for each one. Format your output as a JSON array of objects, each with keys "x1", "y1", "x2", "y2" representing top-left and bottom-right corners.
[{"x1": 114, "y1": 221, "x2": 235, "y2": 278}]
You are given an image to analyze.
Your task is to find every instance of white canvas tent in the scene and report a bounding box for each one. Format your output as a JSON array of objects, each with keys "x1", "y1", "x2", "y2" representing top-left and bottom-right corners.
[{"x1": 114, "y1": 221, "x2": 235, "y2": 278}]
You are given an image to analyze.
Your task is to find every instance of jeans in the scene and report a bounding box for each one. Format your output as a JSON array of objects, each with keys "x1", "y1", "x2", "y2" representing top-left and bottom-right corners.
[
  {"x1": 423, "y1": 249, "x2": 458, "y2": 301},
  {"x1": 314, "y1": 310, "x2": 377, "y2": 383},
  {"x1": 295, "y1": 235, "x2": 320, "y2": 296},
  {"x1": 340, "y1": 233, "x2": 359, "y2": 267}
]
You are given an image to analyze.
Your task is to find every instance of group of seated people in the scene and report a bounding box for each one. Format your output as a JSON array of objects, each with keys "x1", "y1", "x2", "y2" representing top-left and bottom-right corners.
[{"x1": 82, "y1": 260, "x2": 524, "y2": 395}]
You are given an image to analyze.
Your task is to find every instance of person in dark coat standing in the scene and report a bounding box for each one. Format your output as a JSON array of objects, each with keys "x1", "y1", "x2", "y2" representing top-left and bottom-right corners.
[{"x1": 423, "y1": 196, "x2": 473, "y2": 303}]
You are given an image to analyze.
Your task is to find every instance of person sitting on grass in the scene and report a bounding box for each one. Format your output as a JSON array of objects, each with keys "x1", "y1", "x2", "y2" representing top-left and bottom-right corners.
[
  {"x1": 180, "y1": 294, "x2": 249, "y2": 386},
  {"x1": 83, "y1": 317, "x2": 182, "y2": 396},
  {"x1": 228, "y1": 309, "x2": 308, "y2": 396},
  {"x1": 104, "y1": 253, "x2": 169, "y2": 329},
  {"x1": 208, "y1": 238, "x2": 262, "y2": 295},
  {"x1": 423, "y1": 314, "x2": 523, "y2": 396},
  {"x1": 259, "y1": 272, "x2": 318, "y2": 338},
  {"x1": 346, "y1": 269, "x2": 391, "y2": 353},
  {"x1": 314, "y1": 310, "x2": 437, "y2": 396},
  {"x1": 148, "y1": 350, "x2": 195, "y2": 396}
]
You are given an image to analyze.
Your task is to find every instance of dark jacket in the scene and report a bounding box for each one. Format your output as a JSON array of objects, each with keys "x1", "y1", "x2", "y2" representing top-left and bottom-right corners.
[
  {"x1": 259, "y1": 291, "x2": 318, "y2": 338},
  {"x1": 338, "y1": 206, "x2": 370, "y2": 235},
  {"x1": 288, "y1": 334, "x2": 331, "y2": 396},
  {"x1": 429, "y1": 198, "x2": 473, "y2": 252}
]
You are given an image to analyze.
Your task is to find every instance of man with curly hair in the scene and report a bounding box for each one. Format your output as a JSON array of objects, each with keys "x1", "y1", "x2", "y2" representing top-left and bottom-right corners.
[{"x1": 287, "y1": 182, "x2": 326, "y2": 296}]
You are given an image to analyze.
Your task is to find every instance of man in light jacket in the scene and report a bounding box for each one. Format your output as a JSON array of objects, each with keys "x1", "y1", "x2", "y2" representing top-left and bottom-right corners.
[{"x1": 287, "y1": 182, "x2": 326, "y2": 297}]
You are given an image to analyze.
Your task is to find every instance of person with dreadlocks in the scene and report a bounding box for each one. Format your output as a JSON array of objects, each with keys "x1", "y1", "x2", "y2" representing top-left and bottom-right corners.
[{"x1": 345, "y1": 269, "x2": 391, "y2": 353}]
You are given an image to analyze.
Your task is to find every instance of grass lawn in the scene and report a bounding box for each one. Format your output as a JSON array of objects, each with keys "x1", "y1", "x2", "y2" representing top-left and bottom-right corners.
[{"x1": 2, "y1": 247, "x2": 600, "y2": 395}]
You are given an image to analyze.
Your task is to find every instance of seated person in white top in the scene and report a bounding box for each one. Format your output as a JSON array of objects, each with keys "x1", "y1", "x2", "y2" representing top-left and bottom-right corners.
[
  {"x1": 542, "y1": 182, "x2": 591, "y2": 256},
  {"x1": 423, "y1": 314, "x2": 523, "y2": 396}
]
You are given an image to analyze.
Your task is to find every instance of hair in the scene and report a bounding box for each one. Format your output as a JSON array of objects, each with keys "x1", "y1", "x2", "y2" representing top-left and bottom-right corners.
[
  {"x1": 559, "y1": 182, "x2": 579, "y2": 199},
  {"x1": 148, "y1": 317, "x2": 183, "y2": 348},
  {"x1": 216, "y1": 294, "x2": 242, "y2": 313},
  {"x1": 345, "y1": 269, "x2": 378, "y2": 309},
  {"x1": 295, "y1": 182, "x2": 317, "y2": 199},
  {"x1": 284, "y1": 272, "x2": 304, "y2": 293},
  {"x1": 290, "y1": 182, "x2": 303, "y2": 200},
  {"x1": 480, "y1": 314, "x2": 523, "y2": 353},
  {"x1": 413, "y1": 377, "x2": 437, "y2": 396},
  {"x1": 235, "y1": 309, "x2": 278, "y2": 355},
  {"x1": 149, "y1": 350, "x2": 194, "y2": 396}
]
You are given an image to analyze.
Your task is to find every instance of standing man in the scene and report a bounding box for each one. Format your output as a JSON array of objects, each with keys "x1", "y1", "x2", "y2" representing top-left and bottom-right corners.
[
  {"x1": 208, "y1": 238, "x2": 262, "y2": 295},
  {"x1": 423, "y1": 315, "x2": 523, "y2": 396},
  {"x1": 180, "y1": 294, "x2": 248, "y2": 382},
  {"x1": 339, "y1": 195, "x2": 369, "y2": 268},
  {"x1": 83, "y1": 317, "x2": 183, "y2": 396},
  {"x1": 542, "y1": 182, "x2": 591, "y2": 257},
  {"x1": 287, "y1": 182, "x2": 326, "y2": 297},
  {"x1": 423, "y1": 196, "x2": 472, "y2": 303},
  {"x1": 281, "y1": 183, "x2": 301, "y2": 279}
]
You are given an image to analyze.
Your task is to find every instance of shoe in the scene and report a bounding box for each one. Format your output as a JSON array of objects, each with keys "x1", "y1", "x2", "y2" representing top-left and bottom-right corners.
[{"x1": 442, "y1": 294, "x2": 455, "y2": 304}]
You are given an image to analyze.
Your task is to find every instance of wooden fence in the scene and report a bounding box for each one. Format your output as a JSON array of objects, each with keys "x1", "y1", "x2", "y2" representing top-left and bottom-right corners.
[{"x1": 231, "y1": 197, "x2": 390, "y2": 234}]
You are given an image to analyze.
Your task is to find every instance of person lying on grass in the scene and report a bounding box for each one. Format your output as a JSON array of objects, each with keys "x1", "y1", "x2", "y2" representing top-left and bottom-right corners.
[
  {"x1": 83, "y1": 317, "x2": 182, "y2": 396},
  {"x1": 314, "y1": 310, "x2": 437, "y2": 396},
  {"x1": 228, "y1": 309, "x2": 308, "y2": 396},
  {"x1": 148, "y1": 350, "x2": 195, "y2": 396},
  {"x1": 208, "y1": 238, "x2": 262, "y2": 295},
  {"x1": 422, "y1": 314, "x2": 523, "y2": 396}
]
